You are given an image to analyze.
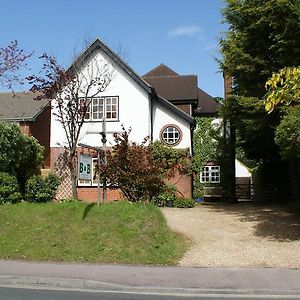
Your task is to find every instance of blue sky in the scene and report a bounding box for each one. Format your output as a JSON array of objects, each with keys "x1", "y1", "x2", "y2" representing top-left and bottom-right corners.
[{"x1": 0, "y1": 0, "x2": 227, "y2": 97}]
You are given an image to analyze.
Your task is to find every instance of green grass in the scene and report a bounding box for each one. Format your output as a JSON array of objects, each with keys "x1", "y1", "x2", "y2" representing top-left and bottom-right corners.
[{"x1": 0, "y1": 201, "x2": 187, "y2": 265}]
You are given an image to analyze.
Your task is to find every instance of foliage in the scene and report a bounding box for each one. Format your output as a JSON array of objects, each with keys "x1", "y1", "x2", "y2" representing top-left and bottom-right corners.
[
  {"x1": 151, "y1": 184, "x2": 177, "y2": 207},
  {"x1": 0, "y1": 40, "x2": 32, "y2": 90},
  {"x1": 0, "y1": 201, "x2": 187, "y2": 264},
  {"x1": 219, "y1": 0, "x2": 300, "y2": 163},
  {"x1": 25, "y1": 173, "x2": 60, "y2": 203},
  {"x1": 265, "y1": 67, "x2": 300, "y2": 113},
  {"x1": 102, "y1": 129, "x2": 165, "y2": 202},
  {"x1": 0, "y1": 172, "x2": 22, "y2": 204},
  {"x1": 220, "y1": 0, "x2": 300, "y2": 98},
  {"x1": 274, "y1": 107, "x2": 300, "y2": 159},
  {"x1": 173, "y1": 198, "x2": 195, "y2": 208},
  {"x1": 151, "y1": 141, "x2": 191, "y2": 178},
  {"x1": 0, "y1": 122, "x2": 44, "y2": 191},
  {"x1": 192, "y1": 117, "x2": 219, "y2": 197},
  {"x1": 27, "y1": 47, "x2": 115, "y2": 199}
]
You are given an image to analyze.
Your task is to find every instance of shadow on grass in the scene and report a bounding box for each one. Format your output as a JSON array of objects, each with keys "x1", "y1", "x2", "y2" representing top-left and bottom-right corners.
[
  {"x1": 204, "y1": 201, "x2": 300, "y2": 242},
  {"x1": 82, "y1": 203, "x2": 96, "y2": 220}
]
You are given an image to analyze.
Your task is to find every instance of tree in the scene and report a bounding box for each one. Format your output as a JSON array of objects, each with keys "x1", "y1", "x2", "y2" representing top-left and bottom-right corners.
[
  {"x1": 102, "y1": 129, "x2": 165, "y2": 202},
  {"x1": 27, "y1": 49, "x2": 114, "y2": 199},
  {"x1": 0, "y1": 122, "x2": 44, "y2": 192},
  {"x1": 265, "y1": 66, "x2": 300, "y2": 159},
  {"x1": 219, "y1": 0, "x2": 300, "y2": 198},
  {"x1": 265, "y1": 66, "x2": 300, "y2": 113},
  {"x1": 0, "y1": 40, "x2": 32, "y2": 90}
]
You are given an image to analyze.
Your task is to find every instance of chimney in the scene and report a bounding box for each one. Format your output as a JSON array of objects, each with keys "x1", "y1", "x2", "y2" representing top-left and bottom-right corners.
[{"x1": 223, "y1": 71, "x2": 233, "y2": 101}]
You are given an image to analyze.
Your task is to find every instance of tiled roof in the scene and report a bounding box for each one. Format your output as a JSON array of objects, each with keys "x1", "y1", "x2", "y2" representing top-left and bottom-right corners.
[
  {"x1": 0, "y1": 92, "x2": 49, "y2": 121},
  {"x1": 143, "y1": 64, "x2": 220, "y2": 115},
  {"x1": 143, "y1": 75, "x2": 198, "y2": 101}
]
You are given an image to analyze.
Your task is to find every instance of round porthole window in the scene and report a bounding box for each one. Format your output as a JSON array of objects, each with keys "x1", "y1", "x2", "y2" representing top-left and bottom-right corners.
[{"x1": 160, "y1": 125, "x2": 182, "y2": 146}]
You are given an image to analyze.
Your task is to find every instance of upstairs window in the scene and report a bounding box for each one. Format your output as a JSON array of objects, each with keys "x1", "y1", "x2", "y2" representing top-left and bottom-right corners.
[
  {"x1": 81, "y1": 96, "x2": 118, "y2": 121},
  {"x1": 200, "y1": 165, "x2": 220, "y2": 183},
  {"x1": 160, "y1": 125, "x2": 182, "y2": 146}
]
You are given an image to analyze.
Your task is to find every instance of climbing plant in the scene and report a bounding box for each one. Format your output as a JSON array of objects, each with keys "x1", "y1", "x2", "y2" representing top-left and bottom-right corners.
[{"x1": 192, "y1": 117, "x2": 220, "y2": 197}]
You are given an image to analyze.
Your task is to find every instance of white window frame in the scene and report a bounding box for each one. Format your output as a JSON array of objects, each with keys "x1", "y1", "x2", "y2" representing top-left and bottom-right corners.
[
  {"x1": 161, "y1": 125, "x2": 182, "y2": 146},
  {"x1": 81, "y1": 96, "x2": 118, "y2": 121},
  {"x1": 200, "y1": 165, "x2": 221, "y2": 183}
]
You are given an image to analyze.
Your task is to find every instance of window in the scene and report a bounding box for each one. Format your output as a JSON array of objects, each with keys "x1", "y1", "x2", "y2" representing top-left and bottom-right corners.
[
  {"x1": 160, "y1": 125, "x2": 182, "y2": 146},
  {"x1": 81, "y1": 96, "x2": 118, "y2": 121},
  {"x1": 200, "y1": 165, "x2": 220, "y2": 183}
]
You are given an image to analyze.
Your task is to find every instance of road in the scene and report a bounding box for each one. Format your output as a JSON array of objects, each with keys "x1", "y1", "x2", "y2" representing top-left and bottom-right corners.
[{"x1": 1, "y1": 286, "x2": 300, "y2": 300}]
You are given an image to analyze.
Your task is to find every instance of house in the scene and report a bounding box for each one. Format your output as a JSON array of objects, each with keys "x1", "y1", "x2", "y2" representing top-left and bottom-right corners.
[
  {"x1": 0, "y1": 38, "x2": 237, "y2": 202},
  {"x1": 0, "y1": 93, "x2": 50, "y2": 167},
  {"x1": 50, "y1": 39, "x2": 200, "y2": 201}
]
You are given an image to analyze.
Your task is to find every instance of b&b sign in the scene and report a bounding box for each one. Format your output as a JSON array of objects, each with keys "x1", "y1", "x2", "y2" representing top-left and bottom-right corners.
[{"x1": 78, "y1": 154, "x2": 92, "y2": 181}]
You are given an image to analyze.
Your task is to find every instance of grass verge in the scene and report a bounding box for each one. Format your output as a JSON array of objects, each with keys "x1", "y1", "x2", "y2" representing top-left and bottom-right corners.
[{"x1": 0, "y1": 201, "x2": 187, "y2": 265}]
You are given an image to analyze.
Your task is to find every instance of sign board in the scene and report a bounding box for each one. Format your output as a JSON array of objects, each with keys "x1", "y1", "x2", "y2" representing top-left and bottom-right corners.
[{"x1": 78, "y1": 154, "x2": 92, "y2": 181}]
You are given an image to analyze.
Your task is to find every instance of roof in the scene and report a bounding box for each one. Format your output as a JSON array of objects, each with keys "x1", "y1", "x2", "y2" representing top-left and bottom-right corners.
[
  {"x1": 0, "y1": 92, "x2": 49, "y2": 121},
  {"x1": 143, "y1": 75, "x2": 198, "y2": 101},
  {"x1": 71, "y1": 38, "x2": 153, "y2": 94},
  {"x1": 71, "y1": 39, "x2": 194, "y2": 124},
  {"x1": 143, "y1": 64, "x2": 220, "y2": 115},
  {"x1": 196, "y1": 88, "x2": 220, "y2": 115}
]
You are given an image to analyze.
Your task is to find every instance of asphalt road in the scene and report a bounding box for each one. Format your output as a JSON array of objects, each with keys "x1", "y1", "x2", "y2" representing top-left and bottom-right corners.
[{"x1": 1, "y1": 287, "x2": 300, "y2": 300}]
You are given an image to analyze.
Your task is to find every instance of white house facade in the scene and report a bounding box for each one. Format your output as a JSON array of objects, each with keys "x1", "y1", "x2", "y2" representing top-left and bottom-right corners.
[{"x1": 49, "y1": 39, "x2": 194, "y2": 201}]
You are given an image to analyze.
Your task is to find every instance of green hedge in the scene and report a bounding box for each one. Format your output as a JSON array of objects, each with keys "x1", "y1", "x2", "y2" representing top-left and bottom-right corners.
[
  {"x1": 173, "y1": 198, "x2": 195, "y2": 208},
  {"x1": 0, "y1": 172, "x2": 22, "y2": 204}
]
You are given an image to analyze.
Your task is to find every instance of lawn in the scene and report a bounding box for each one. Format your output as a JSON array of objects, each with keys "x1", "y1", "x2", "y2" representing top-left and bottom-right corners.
[{"x1": 0, "y1": 201, "x2": 187, "y2": 265}]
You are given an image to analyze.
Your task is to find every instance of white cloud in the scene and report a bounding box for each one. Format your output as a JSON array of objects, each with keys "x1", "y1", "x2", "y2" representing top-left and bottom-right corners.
[{"x1": 168, "y1": 25, "x2": 202, "y2": 38}]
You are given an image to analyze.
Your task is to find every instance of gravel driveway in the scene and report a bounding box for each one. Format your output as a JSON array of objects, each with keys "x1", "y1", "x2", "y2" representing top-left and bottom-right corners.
[{"x1": 161, "y1": 202, "x2": 300, "y2": 268}]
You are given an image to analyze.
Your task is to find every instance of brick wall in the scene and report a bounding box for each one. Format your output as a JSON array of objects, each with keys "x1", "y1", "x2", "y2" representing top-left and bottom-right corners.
[
  {"x1": 51, "y1": 146, "x2": 193, "y2": 202},
  {"x1": 166, "y1": 171, "x2": 193, "y2": 198},
  {"x1": 77, "y1": 188, "x2": 122, "y2": 203},
  {"x1": 30, "y1": 106, "x2": 51, "y2": 167}
]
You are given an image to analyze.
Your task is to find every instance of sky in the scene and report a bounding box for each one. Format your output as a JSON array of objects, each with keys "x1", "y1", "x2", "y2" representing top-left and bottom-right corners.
[{"x1": 0, "y1": 0, "x2": 227, "y2": 97}]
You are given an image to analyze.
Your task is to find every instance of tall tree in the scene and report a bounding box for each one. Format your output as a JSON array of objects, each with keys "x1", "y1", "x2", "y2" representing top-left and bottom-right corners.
[
  {"x1": 219, "y1": 0, "x2": 300, "y2": 194},
  {"x1": 28, "y1": 48, "x2": 114, "y2": 199},
  {"x1": 0, "y1": 40, "x2": 32, "y2": 90}
]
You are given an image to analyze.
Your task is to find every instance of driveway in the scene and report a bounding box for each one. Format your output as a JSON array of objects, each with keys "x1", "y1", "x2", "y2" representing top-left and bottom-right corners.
[{"x1": 161, "y1": 202, "x2": 300, "y2": 268}]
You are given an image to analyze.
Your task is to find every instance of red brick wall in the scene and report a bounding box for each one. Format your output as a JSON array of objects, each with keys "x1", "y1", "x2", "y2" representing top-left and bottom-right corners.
[
  {"x1": 166, "y1": 171, "x2": 193, "y2": 198},
  {"x1": 30, "y1": 106, "x2": 51, "y2": 167},
  {"x1": 77, "y1": 188, "x2": 123, "y2": 203},
  {"x1": 19, "y1": 122, "x2": 31, "y2": 135},
  {"x1": 51, "y1": 146, "x2": 193, "y2": 202}
]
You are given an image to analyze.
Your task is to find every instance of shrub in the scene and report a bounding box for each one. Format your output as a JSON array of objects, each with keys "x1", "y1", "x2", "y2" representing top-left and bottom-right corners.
[
  {"x1": 102, "y1": 128, "x2": 165, "y2": 202},
  {"x1": 152, "y1": 192, "x2": 176, "y2": 207},
  {"x1": 25, "y1": 173, "x2": 60, "y2": 203},
  {"x1": 0, "y1": 172, "x2": 22, "y2": 204},
  {"x1": 0, "y1": 122, "x2": 44, "y2": 191},
  {"x1": 173, "y1": 198, "x2": 195, "y2": 208}
]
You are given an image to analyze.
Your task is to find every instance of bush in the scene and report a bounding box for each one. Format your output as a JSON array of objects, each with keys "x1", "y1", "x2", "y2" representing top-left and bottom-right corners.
[
  {"x1": 0, "y1": 122, "x2": 44, "y2": 191},
  {"x1": 103, "y1": 128, "x2": 165, "y2": 202},
  {"x1": 173, "y1": 198, "x2": 195, "y2": 208},
  {"x1": 0, "y1": 172, "x2": 22, "y2": 204},
  {"x1": 152, "y1": 192, "x2": 176, "y2": 207},
  {"x1": 25, "y1": 173, "x2": 60, "y2": 203}
]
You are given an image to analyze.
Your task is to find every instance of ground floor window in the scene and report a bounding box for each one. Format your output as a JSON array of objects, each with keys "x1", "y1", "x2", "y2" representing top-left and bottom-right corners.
[{"x1": 200, "y1": 165, "x2": 220, "y2": 183}]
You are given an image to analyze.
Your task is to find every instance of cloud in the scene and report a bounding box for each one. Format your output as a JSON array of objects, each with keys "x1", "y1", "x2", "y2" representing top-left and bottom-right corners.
[{"x1": 168, "y1": 25, "x2": 202, "y2": 38}]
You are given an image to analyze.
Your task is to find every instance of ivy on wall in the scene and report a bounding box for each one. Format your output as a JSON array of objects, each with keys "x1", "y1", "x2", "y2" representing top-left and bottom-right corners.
[{"x1": 192, "y1": 117, "x2": 220, "y2": 197}]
